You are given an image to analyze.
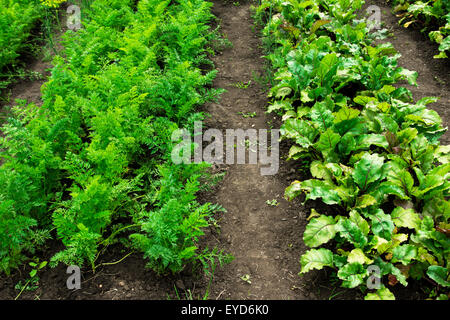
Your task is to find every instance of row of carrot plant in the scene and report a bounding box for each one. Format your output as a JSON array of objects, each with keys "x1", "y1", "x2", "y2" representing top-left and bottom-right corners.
[
  {"x1": 0, "y1": 0, "x2": 226, "y2": 276},
  {"x1": 254, "y1": 0, "x2": 449, "y2": 299}
]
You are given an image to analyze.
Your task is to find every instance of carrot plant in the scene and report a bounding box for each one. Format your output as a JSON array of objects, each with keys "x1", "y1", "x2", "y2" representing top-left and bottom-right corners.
[{"x1": 0, "y1": 0, "x2": 45, "y2": 88}]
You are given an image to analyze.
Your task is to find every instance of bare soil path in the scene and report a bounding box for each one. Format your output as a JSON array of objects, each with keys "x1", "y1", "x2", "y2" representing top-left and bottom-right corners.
[{"x1": 201, "y1": 0, "x2": 316, "y2": 300}]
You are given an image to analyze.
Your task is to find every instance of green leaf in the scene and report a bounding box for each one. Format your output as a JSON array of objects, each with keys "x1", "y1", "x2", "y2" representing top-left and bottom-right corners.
[
  {"x1": 374, "y1": 257, "x2": 408, "y2": 286},
  {"x1": 335, "y1": 184, "x2": 359, "y2": 207},
  {"x1": 419, "y1": 215, "x2": 435, "y2": 231},
  {"x1": 372, "y1": 236, "x2": 389, "y2": 254},
  {"x1": 410, "y1": 135, "x2": 435, "y2": 172},
  {"x1": 303, "y1": 215, "x2": 337, "y2": 247},
  {"x1": 406, "y1": 109, "x2": 442, "y2": 127},
  {"x1": 300, "y1": 179, "x2": 341, "y2": 205},
  {"x1": 434, "y1": 51, "x2": 448, "y2": 59},
  {"x1": 315, "y1": 128, "x2": 340, "y2": 153},
  {"x1": 355, "y1": 194, "x2": 377, "y2": 209},
  {"x1": 396, "y1": 67, "x2": 418, "y2": 85},
  {"x1": 288, "y1": 145, "x2": 308, "y2": 160},
  {"x1": 325, "y1": 163, "x2": 343, "y2": 177},
  {"x1": 413, "y1": 173, "x2": 445, "y2": 199},
  {"x1": 429, "y1": 31, "x2": 444, "y2": 44},
  {"x1": 300, "y1": 248, "x2": 334, "y2": 274},
  {"x1": 179, "y1": 246, "x2": 197, "y2": 259},
  {"x1": 375, "y1": 182, "x2": 409, "y2": 200},
  {"x1": 333, "y1": 254, "x2": 348, "y2": 269},
  {"x1": 307, "y1": 209, "x2": 321, "y2": 221},
  {"x1": 317, "y1": 53, "x2": 339, "y2": 85},
  {"x1": 355, "y1": 134, "x2": 389, "y2": 150},
  {"x1": 280, "y1": 118, "x2": 318, "y2": 148},
  {"x1": 391, "y1": 207, "x2": 421, "y2": 230},
  {"x1": 435, "y1": 145, "x2": 450, "y2": 164},
  {"x1": 310, "y1": 101, "x2": 334, "y2": 131},
  {"x1": 416, "y1": 96, "x2": 438, "y2": 107},
  {"x1": 349, "y1": 210, "x2": 370, "y2": 236},
  {"x1": 337, "y1": 133, "x2": 356, "y2": 156},
  {"x1": 310, "y1": 161, "x2": 333, "y2": 181},
  {"x1": 387, "y1": 166, "x2": 414, "y2": 197},
  {"x1": 283, "y1": 110, "x2": 297, "y2": 121},
  {"x1": 353, "y1": 153, "x2": 386, "y2": 191},
  {"x1": 337, "y1": 218, "x2": 368, "y2": 247},
  {"x1": 334, "y1": 117, "x2": 365, "y2": 136},
  {"x1": 397, "y1": 127, "x2": 418, "y2": 145},
  {"x1": 29, "y1": 269, "x2": 37, "y2": 278},
  {"x1": 438, "y1": 36, "x2": 450, "y2": 52},
  {"x1": 337, "y1": 262, "x2": 368, "y2": 288},
  {"x1": 429, "y1": 163, "x2": 450, "y2": 178},
  {"x1": 275, "y1": 86, "x2": 292, "y2": 99},
  {"x1": 365, "y1": 287, "x2": 395, "y2": 300},
  {"x1": 267, "y1": 100, "x2": 292, "y2": 113},
  {"x1": 416, "y1": 247, "x2": 437, "y2": 265},
  {"x1": 354, "y1": 95, "x2": 377, "y2": 106},
  {"x1": 333, "y1": 106, "x2": 360, "y2": 123},
  {"x1": 285, "y1": 181, "x2": 302, "y2": 201},
  {"x1": 423, "y1": 198, "x2": 450, "y2": 220},
  {"x1": 370, "y1": 209, "x2": 395, "y2": 241},
  {"x1": 376, "y1": 102, "x2": 390, "y2": 113},
  {"x1": 297, "y1": 106, "x2": 311, "y2": 118},
  {"x1": 274, "y1": 69, "x2": 293, "y2": 81},
  {"x1": 300, "y1": 91, "x2": 313, "y2": 103},
  {"x1": 378, "y1": 85, "x2": 396, "y2": 95},
  {"x1": 310, "y1": 19, "x2": 331, "y2": 34},
  {"x1": 427, "y1": 266, "x2": 450, "y2": 287},
  {"x1": 392, "y1": 244, "x2": 418, "y2": 265},
  {"x1": 347, "y1": 248, "x2": 373, "y2": 264}
]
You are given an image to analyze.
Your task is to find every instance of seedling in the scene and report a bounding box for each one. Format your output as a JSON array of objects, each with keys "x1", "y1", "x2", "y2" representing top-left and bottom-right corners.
[
  {"x1": 237, "y1": 111, "x2": 257, "y2": 118},
  {"x1": 199, "y1": 248, "x2": 234, "y2": 299},
  {"x1": 240, "y1": 274, "x2": 251, "y2": 284},
  {"x1": 266, "y1": 199, "x2": 279, "y2": 206},
  {"x1": 239, "y1": 139, "x2": 258, "y2": 152},
  {"x1": 233, "y1": 80, "x2": 252, "y2": 89},
  {"x1": 15, "y1": 259, "x2": 47, "y2": 300}
]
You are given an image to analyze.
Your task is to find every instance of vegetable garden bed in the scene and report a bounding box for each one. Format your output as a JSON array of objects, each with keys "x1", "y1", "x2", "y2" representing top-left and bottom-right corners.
[{"x1": 0, "y1": 0, "x2": 448, "y2": 300}]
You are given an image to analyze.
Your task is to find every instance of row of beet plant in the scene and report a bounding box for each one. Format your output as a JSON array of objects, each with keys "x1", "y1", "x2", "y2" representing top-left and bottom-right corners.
[
  {"x1": 0, "y1": 0, "x2": 228, "y2": 275},
  {"x1": 254, "y1": 0, "x2": 449, "y2": 299},
  {"x1": 389, "y1": 0, "x2": 449, "y2": 58}
]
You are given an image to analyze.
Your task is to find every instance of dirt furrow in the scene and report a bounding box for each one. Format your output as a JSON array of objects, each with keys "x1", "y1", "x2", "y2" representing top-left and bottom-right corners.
[{"x1": 202, "y1": 0, "x2": 310, "y2": 300}]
